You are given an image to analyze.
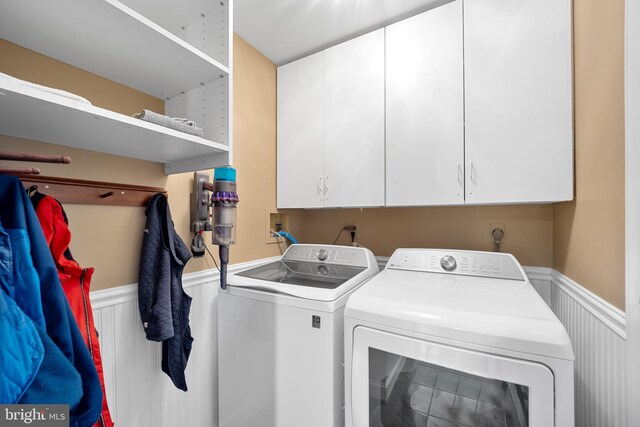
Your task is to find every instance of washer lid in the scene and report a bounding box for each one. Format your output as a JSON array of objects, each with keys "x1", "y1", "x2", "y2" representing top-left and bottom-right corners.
[
  {"x1": 345, "y1": 268, "x2": 574, "y2": 361},
  {"x1": 235, "y1": 259, "x2": 366, "y2": 289},
  {"x1": 228, "y1": 244, "x2": 379, "y2": 301}
]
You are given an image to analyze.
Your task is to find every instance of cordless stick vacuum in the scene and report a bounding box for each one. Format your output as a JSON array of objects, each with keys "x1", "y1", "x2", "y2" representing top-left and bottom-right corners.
[{"x1": 190, "y1": 167, "x2": 238, "y2": 289}]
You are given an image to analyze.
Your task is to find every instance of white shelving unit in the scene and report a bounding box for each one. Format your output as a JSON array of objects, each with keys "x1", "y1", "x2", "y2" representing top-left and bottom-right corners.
[
  {"x1": 0, "y1": 0, "x2": 233, "y2": 174},
  {"x1": 0, "y1": 79, "x2": 229, "y2": 170}
]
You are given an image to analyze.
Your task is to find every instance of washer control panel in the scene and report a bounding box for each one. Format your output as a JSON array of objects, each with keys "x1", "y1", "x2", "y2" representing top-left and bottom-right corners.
[
  {"x1": 387, "y1": 249, "x2": 524, "y2": 281},
  {"x1": 283, "y1": 244, "x2": 370, "y2": 267}
]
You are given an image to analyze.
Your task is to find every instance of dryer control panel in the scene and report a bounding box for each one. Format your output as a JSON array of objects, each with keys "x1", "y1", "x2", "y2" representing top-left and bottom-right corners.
[{"x1": 387, "y1": 249, "x2": 525, "y2": 281}]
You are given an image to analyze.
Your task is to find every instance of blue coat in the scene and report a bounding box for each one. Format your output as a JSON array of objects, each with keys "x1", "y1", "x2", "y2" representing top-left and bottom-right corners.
[
  {"x1": 0, "y1": 275, "x2": 43, "y2": 403},
  {"x1": 0, "y1": 176, "x2": 102, "y2": 426},
  {"x1": 138, "y1": 193, "x2": 193, "y2": 391}
]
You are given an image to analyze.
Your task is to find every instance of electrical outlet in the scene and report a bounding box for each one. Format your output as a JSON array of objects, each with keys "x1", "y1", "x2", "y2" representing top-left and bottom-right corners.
[
  {"x1": 265, "y1": 208, "x2": 289, "y2": 244},
  {"x1": 490, "y1": 223, "x2": 505, "y2": 242},
  {"x1": 339, "y1": 224, "x2": 358, "y2": 246}
]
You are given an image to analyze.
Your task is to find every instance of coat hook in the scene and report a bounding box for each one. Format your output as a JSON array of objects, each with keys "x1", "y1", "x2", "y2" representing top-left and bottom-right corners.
[
  {"x1": 26, "y1": 185, "x2": 38, "y2": 197},
  {"x1": 100, "y1": 191, "x2": 115, "y2": 199}
]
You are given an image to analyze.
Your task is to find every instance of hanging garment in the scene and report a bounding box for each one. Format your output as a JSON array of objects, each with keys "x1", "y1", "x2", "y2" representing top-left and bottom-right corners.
[
  {"x1": 0, "y1": 234, "x2": 44, "y2": 402},
  {"x1": 1, "y1": 218, "x2": 84, "y2": 407},
  {"x1": 17, "y1": 320, "x2": 83, "y2": 408},
  {"x1": 0, "y1": 292, "x2": 42, "y2": 403},
  {"x1": 31, "y1": 192, "x2": 114, "y2": 427},
  {"x1": 0, "y1": 175, "x2": 102, "y2": 426},
  {"x1": 0, "y1": 283, "x2": 84, "y2": 408},
  {"x1": 138, "y1": 193, "x2": 193, "y2": 391}
]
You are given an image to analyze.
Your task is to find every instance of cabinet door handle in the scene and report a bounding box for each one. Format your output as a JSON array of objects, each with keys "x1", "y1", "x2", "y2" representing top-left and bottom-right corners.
[
  {"x1": 317, "y1": 176, "x2": 323, "y2": 194},
  {"x1": 457, "y1": 164, "x2": 463, "y2": 186},
  {"x1": 470, "y1": 162, "x2": 477, "y2": 184},
  {"x1": 324, "y1": 175, "x2": 329, "y2": 194}
]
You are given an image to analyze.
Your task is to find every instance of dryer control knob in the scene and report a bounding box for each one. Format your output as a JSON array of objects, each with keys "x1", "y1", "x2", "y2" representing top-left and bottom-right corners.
[
  {"x1": 317, "y1": 249, "x2": 329, "y2": 261},
  {"x1": 440, "y1": 255, "x2": 457, "y2": 271}
]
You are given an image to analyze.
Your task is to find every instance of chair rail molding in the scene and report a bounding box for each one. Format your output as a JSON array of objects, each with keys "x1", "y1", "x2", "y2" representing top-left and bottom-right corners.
[
  {"x1": 523, "y1": 267, "x2": 627, "y2": 339},
  {"x1": 90, "y1": 256, "x2": 279, "y2": 309}
]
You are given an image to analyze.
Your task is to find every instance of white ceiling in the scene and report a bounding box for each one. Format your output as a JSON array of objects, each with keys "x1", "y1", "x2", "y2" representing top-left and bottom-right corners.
[{"x1": 234, "y1": 0, "x2": 448, "y2": 65}]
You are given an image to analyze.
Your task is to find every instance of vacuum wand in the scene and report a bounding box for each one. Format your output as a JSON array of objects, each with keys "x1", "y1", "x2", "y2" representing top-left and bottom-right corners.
[{"x1": 219, "y1": 245, "x2": 229, "y2": 289}]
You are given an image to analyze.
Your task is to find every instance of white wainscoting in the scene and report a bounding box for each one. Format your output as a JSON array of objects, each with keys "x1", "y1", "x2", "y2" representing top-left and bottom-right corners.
[
  {"x1": 524, "y1": 267, "x2": 630, "y2": 427},
  {"x1": 90, "y1": 257, "x2": 278, "y2": 427}
]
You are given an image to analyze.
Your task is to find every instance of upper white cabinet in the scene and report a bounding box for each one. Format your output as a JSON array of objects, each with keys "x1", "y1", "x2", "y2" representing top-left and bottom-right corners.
[
  {"x1": 385, "y1": 0, "x2": 464, "y2": 207},
  {"x1": 277, "y1": 52, "x2": 325, "y2": 209},
  {"x1": 463, "y1": 0, "x2": 573, "y2": 204},
  {"x1": 276, "y1": 0, "x2": 573, "y2": 208},
  {"x1": 324, "y1": 30, "x2": 385, "y2": 208},
  {"x1": 277, "y1": 30, "x2": 385, "y2": 209},
  {"x1": 0, "y1": 0, "x2": 233, "y2": 174}
]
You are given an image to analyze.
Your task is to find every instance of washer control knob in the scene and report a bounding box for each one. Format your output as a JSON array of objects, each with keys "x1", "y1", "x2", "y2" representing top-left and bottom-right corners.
[
  {"x1": 440, "y1": 255, "x2": 457, "y2": 271},
  {"x1": 317, "y1": 249, "x2": 329, "y2": 261}
]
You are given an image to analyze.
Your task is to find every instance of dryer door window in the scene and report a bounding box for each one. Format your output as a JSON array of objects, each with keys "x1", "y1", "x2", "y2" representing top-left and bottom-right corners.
[
  {"x1": 368, "y1": 348, "x2": 529, "y2": 427},
  {"x1": 351, "y1": 327, "x2": 554, "y2": 427}
]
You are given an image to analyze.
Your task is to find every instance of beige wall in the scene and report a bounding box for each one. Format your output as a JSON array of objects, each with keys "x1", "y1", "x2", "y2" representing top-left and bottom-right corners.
[
  {"x1": 231, "y1": 35, "x2": 305, "y2": 266},
  {"x1": 0, "y1": 36, "x2": 303, "y2": 291},
  {"x1": 305, "y1": 206, "x2": 553, "y2": 267},
  {"x1": 553, "y1": 0, "x2": 626, "y2": 310}
]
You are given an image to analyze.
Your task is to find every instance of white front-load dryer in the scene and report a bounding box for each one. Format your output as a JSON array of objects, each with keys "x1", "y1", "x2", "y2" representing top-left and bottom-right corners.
[
  {"x1": 219, "y1": 244, "x2": 379, "y2": 427},
  {"x1": 344, "y1": 249, "x2": 574, "y2": 427}
]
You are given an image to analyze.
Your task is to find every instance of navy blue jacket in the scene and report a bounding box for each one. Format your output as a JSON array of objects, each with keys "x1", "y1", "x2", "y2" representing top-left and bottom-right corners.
[
  {"x1": 0, "y1": 176, "x2": 102, "y2": 426},
  {"x1": 138, "y1": 193, "x2": 193, "y2": 391}
]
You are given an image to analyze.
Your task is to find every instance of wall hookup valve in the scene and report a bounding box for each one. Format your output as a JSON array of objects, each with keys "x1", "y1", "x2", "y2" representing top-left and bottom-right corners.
[{"x1": 190, "y1": 167, "x2": 238, "y2": 289}]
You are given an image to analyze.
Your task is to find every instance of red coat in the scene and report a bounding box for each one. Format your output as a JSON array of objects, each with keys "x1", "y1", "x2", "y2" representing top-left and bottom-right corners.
[{"x1": 32, "y1": 192, "x2": 114, "y2": 427}]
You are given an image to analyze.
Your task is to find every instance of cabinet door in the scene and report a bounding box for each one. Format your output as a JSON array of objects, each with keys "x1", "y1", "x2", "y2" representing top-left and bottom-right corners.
[
  {"x1": 464, "y1": 0, "x2": 573, "y2": 204},
  {"x1": 277, "y1": 52, "x2": 325, "y2": 208},
  {"x1": 324, "y1": 29, "x2": 385, "y2": 208},
  {"x1": 386, "y1": 1, "x2": 464, "y2": 206}
]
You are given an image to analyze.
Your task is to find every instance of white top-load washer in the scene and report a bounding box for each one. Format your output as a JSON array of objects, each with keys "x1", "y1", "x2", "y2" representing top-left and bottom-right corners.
[
  {"x1": 344, "y1": 249, "x2": 574, "y2": 427},
  {"x1": 219, "y1": 244, "x2": 379, "y2": 427}
]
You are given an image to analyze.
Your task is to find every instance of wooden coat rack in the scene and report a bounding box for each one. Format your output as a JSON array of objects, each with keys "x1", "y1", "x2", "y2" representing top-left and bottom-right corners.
[{"x1": 1, "y1": 151, "x2": 167, "y2": 206}]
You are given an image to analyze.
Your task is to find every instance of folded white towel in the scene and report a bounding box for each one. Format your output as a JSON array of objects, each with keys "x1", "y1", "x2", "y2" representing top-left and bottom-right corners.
[
  {"x1": 133, "y1": 109, "x2": 205, "y2": 138},
  {"x1": 173, "y1": 118, "x2": 197, "y2": 128},
  {"x1": 0, "y1": 71, "x2": 92, "y2": 105}
]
